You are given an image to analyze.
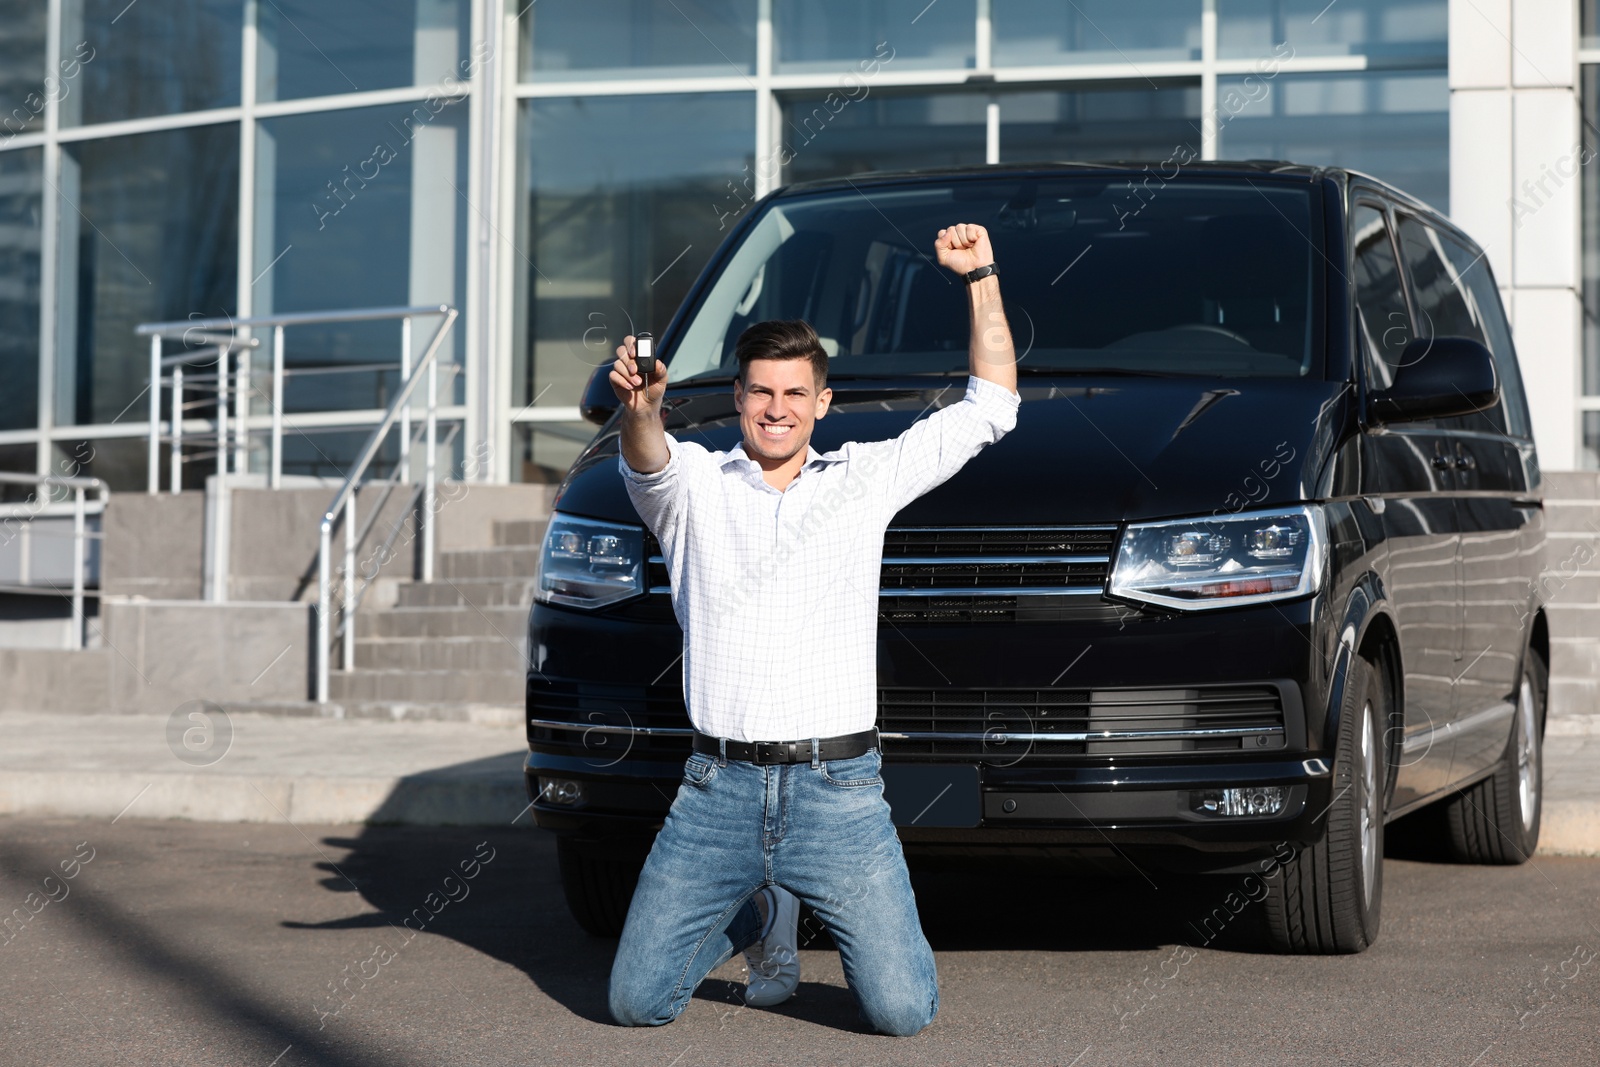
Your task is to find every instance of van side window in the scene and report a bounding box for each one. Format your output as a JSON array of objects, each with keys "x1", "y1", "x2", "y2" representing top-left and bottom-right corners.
[
  {"x1": 1439, "y1": 235, "x2": 1533, "y2": 440},
  {"x1": 1394, "y1": 214, "x2": 1513, "y2": 436},
  {"x1": 1351, "y1": 203, "x2": 1410, "y2": 390}
]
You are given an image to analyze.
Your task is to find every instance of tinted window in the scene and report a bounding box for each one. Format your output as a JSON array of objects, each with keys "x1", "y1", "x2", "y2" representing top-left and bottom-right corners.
[
  {"x1": 1440, "y1": 238, "x2": 1530, "y2": 439},
  {"x1": 1350, "y1": 202, "x2": 1410, "y2": 388},
  {"x1": 672, "y1": 178, "x2": 1321, "y2": 381},
  {"x1": 1396, "y1": 213, "x2": 1512, "y2": 435}
]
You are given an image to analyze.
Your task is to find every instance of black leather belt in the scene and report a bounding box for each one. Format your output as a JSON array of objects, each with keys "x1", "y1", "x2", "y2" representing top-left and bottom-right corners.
[{"x1": 693, "y1": 728, "x2": 880, "y2": 765}]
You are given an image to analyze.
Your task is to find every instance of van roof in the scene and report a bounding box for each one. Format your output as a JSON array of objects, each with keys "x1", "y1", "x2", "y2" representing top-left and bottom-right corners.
[{"x1": 773, "y1": 160, "x2": 1461, "y2": 249}]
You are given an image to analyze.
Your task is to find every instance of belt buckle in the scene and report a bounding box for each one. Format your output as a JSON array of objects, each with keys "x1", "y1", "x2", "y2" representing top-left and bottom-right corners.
[{"x1": 754, "y1": 741, "x2": 783, "y2": 764}]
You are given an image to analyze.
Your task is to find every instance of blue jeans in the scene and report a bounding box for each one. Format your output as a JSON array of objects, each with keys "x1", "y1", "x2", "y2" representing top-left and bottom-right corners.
[{"x1": 608, "y1": 747, "x2": 939, "y2": 1036}]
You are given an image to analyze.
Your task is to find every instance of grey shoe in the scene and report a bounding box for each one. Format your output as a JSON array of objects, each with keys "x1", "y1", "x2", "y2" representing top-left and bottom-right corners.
[{"x1": 743, "y1": 885, "x2": 801, "y2": 1007}]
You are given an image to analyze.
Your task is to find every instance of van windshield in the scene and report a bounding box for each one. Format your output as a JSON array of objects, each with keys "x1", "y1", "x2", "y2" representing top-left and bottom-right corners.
[{"x1": 670, "y1": 177, "x2": 1321, "y2": 381}]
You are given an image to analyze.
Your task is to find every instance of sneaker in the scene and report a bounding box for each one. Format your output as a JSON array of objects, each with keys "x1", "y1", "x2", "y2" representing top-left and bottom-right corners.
[{"x1": 743, "y1": 885, "x2": 800, "y2": 1007}]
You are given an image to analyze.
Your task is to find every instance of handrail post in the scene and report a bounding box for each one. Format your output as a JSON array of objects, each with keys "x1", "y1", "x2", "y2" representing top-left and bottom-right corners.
[
  {"x1": 399, "y1": 315, "x2": 412, "y2": 481},
  {"x1": 147, "y1": 335, "x2": 162, "y2": 494},
  {"x1": 216, "y1": 359, "x2": 228, "y2": 482},
  {"x1": 234, "y1": 340, "x2": 250, "y2": 476},
  {"x1": 70, "y1": 485, "x2": 85, "y2": 650},
  {"x1": 423, "y1": 354, "x2": 437, "y2": 582},
  {"x1": 270, "y1": 325, "x2": 284, "y2": 489},
  {"x1": 170, "y1": 366, "x2": 184, "y2": 495},
  {"x1": 342, "y1": 493, "x2": 356, "y2": 672},
  {"x1": 317, "y1": 519, "x2": 331, "y2": 703}
]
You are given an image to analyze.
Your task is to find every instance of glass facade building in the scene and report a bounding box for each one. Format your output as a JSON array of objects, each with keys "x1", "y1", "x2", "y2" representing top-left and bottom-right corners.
[{"x1": 4, "y1": 0, "x2": 1594, "y2": 480}]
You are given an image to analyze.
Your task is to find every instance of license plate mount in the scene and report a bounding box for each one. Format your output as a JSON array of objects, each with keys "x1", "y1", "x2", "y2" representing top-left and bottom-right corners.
[{"x1": 883, "y1": 764, "x2": 981, "y2": 828}]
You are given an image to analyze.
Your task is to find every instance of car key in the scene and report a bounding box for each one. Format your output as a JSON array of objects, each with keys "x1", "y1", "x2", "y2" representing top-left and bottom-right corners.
[{"x1": 634, "y1": 331, "x2": 655, "y2": 387}]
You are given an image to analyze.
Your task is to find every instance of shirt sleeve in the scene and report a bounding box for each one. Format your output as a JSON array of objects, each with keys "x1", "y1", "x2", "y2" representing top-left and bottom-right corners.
[
  {"x1": 619, "y1": 433, "x2": 689, "y2": 545},
  {"x1": 879, "y1": 375, "x2": 1020, "y2": 512}
]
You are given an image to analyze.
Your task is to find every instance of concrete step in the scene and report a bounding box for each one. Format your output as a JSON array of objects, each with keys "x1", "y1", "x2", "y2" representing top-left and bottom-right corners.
[
  {"x1": 329, "y1": 667, "x2": 526, "y2": 704},
  {"x1": 1546, "y1": 602, "x2": 1600, "y2": 639},
  {"x1": 1551, "y1": 637, "x2": 1600, "y2": 678},
  {"x1": 494, "y1": 519, "x2": 549, "y2": 547},
  {"x1": 224, "y1": 698, "x2": 522, "y2": 725},
  {"x1": 355, "y1": 605, "x2": 528, "y2": 639},
  {"x1": 0, "y1": 710, "x2": 527, "y2": 826},
  {"x1": 1543, "y1": 500, "x2": 1600, "y2": 534},
  {"x1": 439, "y1": 546, "x2": 541, "y2": 580},
  {"x1": 394, "y1": 577, "x2": 538, "y2": 609},
  {"x1": 1544, "y1": 471, "x2": 1600, "y2": 497},
  {"x1": 354, "y1": 636, "x2": 530, "y2": 672},
  {"x1": 1549, "y1": 676, "x2": 1598, "y2": 720}
]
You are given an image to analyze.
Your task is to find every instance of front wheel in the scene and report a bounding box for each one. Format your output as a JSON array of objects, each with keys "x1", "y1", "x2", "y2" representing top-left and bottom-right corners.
[
  {"x1": 1263, "y1": 654, "x2": 1386, "y2": 954},
  {"x1": 1443, "y1": 651, "x2": 1545, "y2": 864},
  {"x1": 556, "y1": 838, "x2": 646, "y2": 937}
]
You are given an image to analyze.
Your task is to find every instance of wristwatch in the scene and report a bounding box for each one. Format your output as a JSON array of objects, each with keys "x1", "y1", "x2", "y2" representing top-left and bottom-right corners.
[{"x1": 964, "y1": 263, "x2": 998, "y2": 284}]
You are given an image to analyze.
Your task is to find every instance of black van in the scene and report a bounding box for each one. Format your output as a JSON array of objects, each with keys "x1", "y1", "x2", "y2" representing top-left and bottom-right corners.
[{"x1": 524, "y1": 162, "x2": 1547, "y2": 954}]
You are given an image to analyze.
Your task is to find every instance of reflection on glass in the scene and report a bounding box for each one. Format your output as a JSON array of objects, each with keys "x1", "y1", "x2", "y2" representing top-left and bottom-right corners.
[
  {"x1": 999, "y1": 86, "x2": 1200, "y2": 162},
  {"x1": 1215, "y1": 70, "x2": 1448, "y2": 213},
  {"x1": 994, "y1": 0, "x2": 1200, "y2": 67},
  {"x1": 1586, "y1": 1, "x2": 1600, "y2": 49},
  {"x1": 0, "y1": 1, "x2": 49, "y2": 138},
  {"x1": 58, "y1": 126, "x2": 239, "y2": 427},
  {"x1": 65, "y1": 0, "x2": 240, "y2": 126},
  {"x1": 517, "y1": 94, "x2": 754, "y2": 423},
  {"x1": 0, "y1": 147, "x2": 40, "y2": 431},
  {"x1": 256, "y1": 102, "x2": 468, "y2": 425},
  {"x1": 524, "y1": 0, "x2": 756, "y2": 80},
  {"x1": 258, "y1": 0, "x2": 471, "y2": 103},
  {"x1": 1218, "y1": 0, "x2": 1445, "y2": 60},
  {"x1": 670, "y1": 180, "x2": 1319, "y2": 382},
  {"x1": 781, "y1": 92, "x2": 985, "y2": 184},
  {"x1": 515, "y1": 422, "x2": 594, "y2": 484},
  {"x1": 775, "y1": 0, "x2": 973, "y2": 72},
  {"x1": 50, "y1": 436, "x2": 146, "y2": 492}
]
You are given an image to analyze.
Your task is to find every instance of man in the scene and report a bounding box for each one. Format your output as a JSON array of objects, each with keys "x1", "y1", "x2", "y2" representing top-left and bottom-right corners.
[{"x1": 607, "y1": 223, "x2": 1018, "y2": 1036}]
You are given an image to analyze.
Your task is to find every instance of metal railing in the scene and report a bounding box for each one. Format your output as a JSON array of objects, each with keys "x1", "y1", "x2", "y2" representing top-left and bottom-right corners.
[
  {"x1": 0, "y1": 472, "x2": 109, "y2": 649},
  {"x1": 135, "y1": 304, "x2": 461, "y2": 702},
  {"x1": 313, "y1": 307, "x2": 460, "y2": 702},
  {"x1": 137, "y1": 305, "x2": 460, "y2": 493}
]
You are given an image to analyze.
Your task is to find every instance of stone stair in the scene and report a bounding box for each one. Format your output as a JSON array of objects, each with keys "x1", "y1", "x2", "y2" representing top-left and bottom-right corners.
[
  {"x1": 230, "y1": 516, "x2": 549, "y2": 723},
  {"x1": 1543, "y1": 472, "x2": 1600, "y2": 734},
  {"x1": 326, "y1": 516, "x2": 548, "y2": 719}
]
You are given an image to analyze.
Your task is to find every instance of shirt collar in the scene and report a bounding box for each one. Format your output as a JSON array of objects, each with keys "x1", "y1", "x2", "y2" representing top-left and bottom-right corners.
[{"x1": 720, "y1": 441, "x2": 841, "y2": 474}]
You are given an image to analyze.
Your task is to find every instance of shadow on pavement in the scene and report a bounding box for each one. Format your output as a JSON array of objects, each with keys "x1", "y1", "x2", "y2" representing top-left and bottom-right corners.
[{"x1": 279, "y1": 820, "x2": 1318, "y2": 1037}]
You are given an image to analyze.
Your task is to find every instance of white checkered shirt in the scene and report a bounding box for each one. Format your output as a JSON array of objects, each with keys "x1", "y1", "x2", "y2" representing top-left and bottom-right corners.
[{"x1": 620, "y1": 375, "x2": 1020, "y2": 743}]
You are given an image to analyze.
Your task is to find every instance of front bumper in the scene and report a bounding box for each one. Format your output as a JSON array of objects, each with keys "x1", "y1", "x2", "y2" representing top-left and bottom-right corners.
[{"x1": 524, "y1": 591, "x2": 1336, "y2": 868}]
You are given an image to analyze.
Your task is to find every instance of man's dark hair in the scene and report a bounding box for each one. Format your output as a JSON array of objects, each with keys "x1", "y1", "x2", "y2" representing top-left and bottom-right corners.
[{"x1": 734, "y1": 320, "x2": 828, "y2": 389}]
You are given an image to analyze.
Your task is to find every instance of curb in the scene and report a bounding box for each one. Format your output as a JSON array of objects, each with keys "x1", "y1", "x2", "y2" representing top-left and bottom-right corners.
[
  {"x1": 1539, "y1": 800, "x2": 1600, "y2": 857},
  {"x1": 0, "y1": 771, "x2": 530, "y2": 827}
]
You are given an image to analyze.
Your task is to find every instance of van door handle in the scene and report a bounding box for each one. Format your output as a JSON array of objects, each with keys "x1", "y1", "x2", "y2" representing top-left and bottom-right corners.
[
  {"x1": 1430, "y1": 454, "x2": 1455, "y2": 470},
  {"x1": 1455, "y1": 451, "x2": 1476, "y2": 471}
]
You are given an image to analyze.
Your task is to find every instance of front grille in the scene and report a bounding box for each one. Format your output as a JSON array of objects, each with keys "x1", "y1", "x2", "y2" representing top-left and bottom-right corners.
[
  {"x1": 529, "y1": 680, "x2": 1287, "y2": 763},
  {"x1": 879, "y1": 684, "x2": 1287, "y2": 760},
  {"x1": 527, "y1": 679, "x2": 693, "y2": 761},
  {"x1": 646, "y1": 525, "x2": 1116, "y2": 620}
]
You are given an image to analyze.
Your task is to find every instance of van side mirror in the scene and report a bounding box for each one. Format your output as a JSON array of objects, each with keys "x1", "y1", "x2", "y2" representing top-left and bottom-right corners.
[
  {"x1": 1369, "y1": 336, "x2": 1498, "y2": 424},
  {"x1": 580, "y1": 363, "x2": 620, "y2": 425}
]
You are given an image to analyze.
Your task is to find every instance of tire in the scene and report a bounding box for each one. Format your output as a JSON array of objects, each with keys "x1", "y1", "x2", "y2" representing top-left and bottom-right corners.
[
  {"x1": 1443, "y1": 650, "x2": 1545, "y2": 864},
  {"x1": 1263, "y1": 654, "x2": 1386, "y2": 954},
  {"x1": 556, "y1": 838, "x2": 645, "y2": 938}
]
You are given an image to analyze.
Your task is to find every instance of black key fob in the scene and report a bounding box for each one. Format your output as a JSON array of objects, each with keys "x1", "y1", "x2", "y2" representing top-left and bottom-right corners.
[{"x1": 634, "y1": 331, "x2": 655, "y2": 380}]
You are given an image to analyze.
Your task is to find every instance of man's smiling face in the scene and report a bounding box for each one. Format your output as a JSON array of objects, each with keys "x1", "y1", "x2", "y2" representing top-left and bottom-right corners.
[{"x1": 733, "y1": 358, "x2": 832, "y2": 467}]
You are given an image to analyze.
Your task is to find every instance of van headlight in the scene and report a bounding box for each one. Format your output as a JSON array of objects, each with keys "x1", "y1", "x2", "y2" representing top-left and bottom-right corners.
[
  {"x1": 1108, "y1": 505, "x2": 1327, "y2": 610},
  {"x1": 535, "y1": 513, "x2": 646, "y2": 609}
]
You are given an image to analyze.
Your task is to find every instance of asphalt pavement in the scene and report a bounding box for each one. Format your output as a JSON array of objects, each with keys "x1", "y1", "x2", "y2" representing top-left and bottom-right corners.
[{"x1": 1, "y1": 815, "x2": 1596, "y2": 1067}]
